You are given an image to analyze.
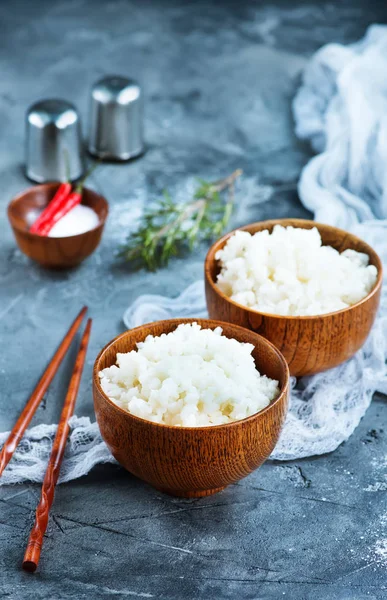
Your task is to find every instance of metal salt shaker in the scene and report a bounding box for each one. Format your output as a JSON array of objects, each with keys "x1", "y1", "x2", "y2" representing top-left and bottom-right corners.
[
  {"x1": 25, "y1": 99, "x2": 84, "y2": 183},
  {"x1": 88, "y1": 75, "x2": 144, "y2": 161}
]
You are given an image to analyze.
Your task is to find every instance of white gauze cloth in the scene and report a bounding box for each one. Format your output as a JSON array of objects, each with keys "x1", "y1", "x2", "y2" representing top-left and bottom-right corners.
[{"x1": 2, "y1": 25, "x2": 387, "y2": 485}]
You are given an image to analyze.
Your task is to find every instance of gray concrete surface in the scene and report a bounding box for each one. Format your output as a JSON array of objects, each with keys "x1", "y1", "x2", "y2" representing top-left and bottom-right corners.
[{"x1": 0, "y1": 1, "x2": 386, "y2": 598}]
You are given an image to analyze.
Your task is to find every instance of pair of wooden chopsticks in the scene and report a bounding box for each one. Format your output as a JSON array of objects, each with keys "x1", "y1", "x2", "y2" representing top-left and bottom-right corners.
[{"x1": 0, "y1": 306, "x2": 91, "y2": 573}]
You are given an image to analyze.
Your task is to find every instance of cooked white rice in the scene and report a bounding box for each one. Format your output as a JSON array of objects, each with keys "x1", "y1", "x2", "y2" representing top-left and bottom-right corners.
[
  {"x1": 99, "y1": 322, "x2": 279, "y2": 427},
  {"x1": 215, "y1": 225, "x2": 378, "y2": 316}
]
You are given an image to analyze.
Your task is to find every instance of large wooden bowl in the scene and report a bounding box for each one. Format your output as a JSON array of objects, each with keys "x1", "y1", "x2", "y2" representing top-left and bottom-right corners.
[
  {"x1": 7, "y1": 183, "x2": 108, "y2": 268},
  {"x1": 93, "y1": 318, "x2": 289, "y2": 498},
  {"x1": 205, "y1": 219, "x2": 383, "y2": 377}
]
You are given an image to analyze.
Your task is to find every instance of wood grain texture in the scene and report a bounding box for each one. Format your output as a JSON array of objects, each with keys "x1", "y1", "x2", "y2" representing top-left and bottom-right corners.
[
  {"x1": 0, "y1": 306, "x2": 87, "y2": 477},
  {"x1": 93, "y1": 318, "x2": 289, "y2": 498},
  {"x1": 22, "y1": 319, "x2": 92, "y2": 573},
  {"x1": 7, "y1": 183, "x2": 108, "y2": 269},
  {"x1": 205, "y1": 219, "x2": 383, "y2": 376}
]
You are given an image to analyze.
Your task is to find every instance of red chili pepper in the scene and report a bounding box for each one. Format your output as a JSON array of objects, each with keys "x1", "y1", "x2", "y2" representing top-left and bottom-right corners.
[
  {"x1": 32, "y1": 162, "x2": 99, "y2": 236},
  {"x1": 38, "y1": 190, "x2": 83, "y2": 236},
  {"x1": 30, "y1": 183, "x2": 72, "y2": 233}
]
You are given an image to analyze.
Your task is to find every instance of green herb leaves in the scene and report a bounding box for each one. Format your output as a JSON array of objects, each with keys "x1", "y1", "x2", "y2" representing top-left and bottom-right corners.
[{"x1": 119, "y1": 169, "x2": 242, "y2": 271}]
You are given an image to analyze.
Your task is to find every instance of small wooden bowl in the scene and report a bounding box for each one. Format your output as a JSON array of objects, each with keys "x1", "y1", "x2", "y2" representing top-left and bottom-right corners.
[
  {"x1": 7, "y1": 183, "x2": 108, "y2": 268},
  {"x1": 205, "y1": 219, "x2": 383, "y2": 377},
  {"x1": 93, "y1": 318, "x2": 289, "y2": 498}
]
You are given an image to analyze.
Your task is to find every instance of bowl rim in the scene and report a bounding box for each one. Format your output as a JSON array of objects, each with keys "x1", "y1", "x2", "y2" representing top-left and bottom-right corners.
[
  {"x1": 205, "y1": 218, "x2": 383, "y2": 321},
  {"x1": 7, "y1": 182, "x2": 109, "y2": 240},
  {"x1": 93, "y1": 317, "x2": 290, "y2": 431}
]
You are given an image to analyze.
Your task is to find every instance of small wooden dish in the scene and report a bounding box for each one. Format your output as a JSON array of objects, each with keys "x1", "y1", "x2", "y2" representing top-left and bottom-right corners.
[
  {"x1": 7, "y1": 183, "x2": 108, "y2": 268},
  {"x1": 205, "y1": 218, "x2": 383, "y2": 376},
  {"x1": 93, "y1": 318, "x2": 289, "y2": 498}
]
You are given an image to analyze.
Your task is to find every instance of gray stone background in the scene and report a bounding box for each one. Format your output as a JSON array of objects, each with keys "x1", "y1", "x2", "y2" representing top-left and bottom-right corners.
[{"x1": 1, "y1": 0, "x2": 387, "y2": 598}]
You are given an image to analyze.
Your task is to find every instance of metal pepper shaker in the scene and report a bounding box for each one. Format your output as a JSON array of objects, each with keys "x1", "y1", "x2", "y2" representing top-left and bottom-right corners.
[
  {"x1": 88, "y1": 75, "x2": 144, "y2": 161},
  {"x1": 25, "y1": 99, "x2": 84, "y2": 183}
]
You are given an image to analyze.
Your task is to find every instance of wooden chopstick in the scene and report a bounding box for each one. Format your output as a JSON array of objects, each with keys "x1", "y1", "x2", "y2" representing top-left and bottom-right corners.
[
  {"x1": 0, "y1": 306, "x2": 87, "y2": 477},
  {"x1": 22, "y1": 318, "x2": 92, "y2": 573}
]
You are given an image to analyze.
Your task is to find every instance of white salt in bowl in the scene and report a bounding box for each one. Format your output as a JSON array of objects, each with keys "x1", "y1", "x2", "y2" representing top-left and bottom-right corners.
[
  {"x1": 8, "y1": 183, "x2": 109, "y2": 269},
  {"x1": 205, "y1": 218, "x2": 383, "y2": 376}
]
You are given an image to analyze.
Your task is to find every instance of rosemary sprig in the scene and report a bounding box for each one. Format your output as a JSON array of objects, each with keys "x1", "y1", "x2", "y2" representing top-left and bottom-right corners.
[{"x1": 119, "y1": 169, "x2": 242, "y2": 271}]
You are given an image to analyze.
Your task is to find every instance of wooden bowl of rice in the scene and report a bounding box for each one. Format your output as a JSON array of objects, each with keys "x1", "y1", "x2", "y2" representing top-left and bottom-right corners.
[
  {"x1": 93, "y1": 318, "x2": 289, "y2": 498},
  {"x1": 205, "y1": 218, "x2": 383, "y2": 376}
]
